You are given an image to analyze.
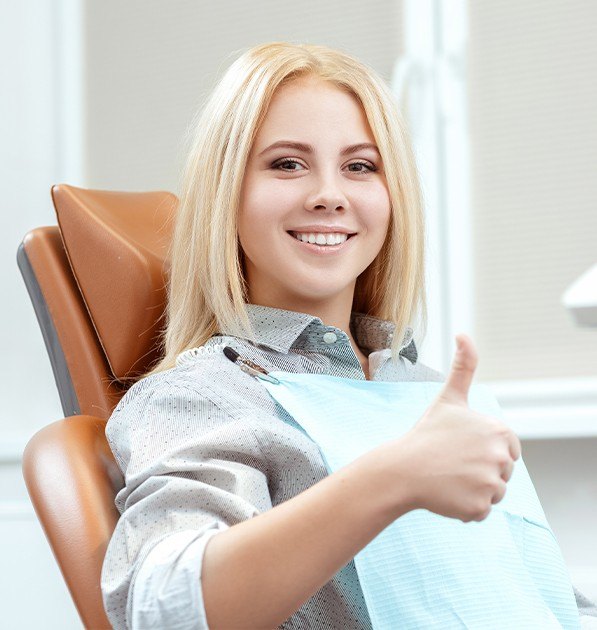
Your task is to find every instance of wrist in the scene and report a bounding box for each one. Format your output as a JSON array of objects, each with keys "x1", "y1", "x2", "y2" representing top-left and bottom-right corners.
[{"x1": 348, "y1": 441, "x2": 418, "y2": 524}]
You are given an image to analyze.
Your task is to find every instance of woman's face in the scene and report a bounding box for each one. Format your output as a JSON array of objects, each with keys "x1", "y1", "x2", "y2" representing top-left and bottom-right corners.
[{"x1": 238, "y1": 75, "x2": 391, "y2": 310}]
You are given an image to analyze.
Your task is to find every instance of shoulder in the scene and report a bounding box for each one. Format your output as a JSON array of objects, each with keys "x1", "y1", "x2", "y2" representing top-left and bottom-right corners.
[
  {"x1": 112, "y1": 339, "x2": 238, "y2": 414},
  {"x1": 106, "y1": 349, "x2": 270, "y2": 477},
  {"x1": 108, "y1": 357, "x2": 228, "y2": 428},
  {"x1": 108, "y1": 339, "x2": 266, "y2": 434},
  {"x1": 108, "y1": 367, "x2": 196, "y2": 427}
]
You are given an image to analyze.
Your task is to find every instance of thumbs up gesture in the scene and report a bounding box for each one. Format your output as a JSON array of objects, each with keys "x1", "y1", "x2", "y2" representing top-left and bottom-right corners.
[
  {"x1": 361, "y1": 334, "x2": 522, "y2": 523},
  {"x1": 437, "y1": 333, "x2": 480, "y2": 407}
]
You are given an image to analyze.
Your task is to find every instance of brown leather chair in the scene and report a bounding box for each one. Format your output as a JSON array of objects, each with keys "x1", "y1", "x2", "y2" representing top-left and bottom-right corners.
[{"x1": 18, "y1": 184, "x2": 177, "y2": 629}]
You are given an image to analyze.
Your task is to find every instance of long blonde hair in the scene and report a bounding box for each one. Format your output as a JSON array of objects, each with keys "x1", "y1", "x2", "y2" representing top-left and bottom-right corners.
[{"x1": 143, "y1": 41, "x2": 428, "y2": 378}]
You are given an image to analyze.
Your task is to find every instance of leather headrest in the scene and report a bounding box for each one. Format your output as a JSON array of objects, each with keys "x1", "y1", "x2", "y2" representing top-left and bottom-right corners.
[{"x1": 52, "y1": 184, "x2": 177, "y2": 380}]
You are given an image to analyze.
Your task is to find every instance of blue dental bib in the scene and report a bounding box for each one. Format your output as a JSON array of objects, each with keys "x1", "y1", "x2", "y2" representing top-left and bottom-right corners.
[{"x1": 260, "y1": 372, "x2": 580, "y2": 629}]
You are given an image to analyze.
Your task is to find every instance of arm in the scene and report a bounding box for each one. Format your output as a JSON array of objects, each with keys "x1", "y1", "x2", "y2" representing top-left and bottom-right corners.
[
  {"x1": 101, "y1": 369, "x2": 414, "y2": 630},
  {"x1": 202, "y1": 452, "x2": 412, "y2": 630},
  {"x1": 101, "y1": 375, "x2": 276, "y2": 630}
]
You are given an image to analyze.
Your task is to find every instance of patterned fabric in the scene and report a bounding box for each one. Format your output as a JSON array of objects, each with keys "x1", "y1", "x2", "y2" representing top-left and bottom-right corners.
[{"x1": 100, "y1": 303, "x2": 594, "y2": 629}]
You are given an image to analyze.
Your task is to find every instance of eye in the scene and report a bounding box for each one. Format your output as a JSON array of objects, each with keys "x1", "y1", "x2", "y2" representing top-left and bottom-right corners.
[
  {"x1": 272, "y1": 159, "x2": 305, "y2": 172},
  {"x1": 271, "y1": 159, "x2": 378, "y2": 174},
  {"x1": 347, "y1": 161, "x2": 377, "y2": 174}
]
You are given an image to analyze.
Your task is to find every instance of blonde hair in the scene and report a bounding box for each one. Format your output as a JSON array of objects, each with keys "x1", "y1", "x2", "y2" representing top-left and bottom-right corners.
[{"x1": 143, "y1": 41, "x2": 428, "y2": 379}]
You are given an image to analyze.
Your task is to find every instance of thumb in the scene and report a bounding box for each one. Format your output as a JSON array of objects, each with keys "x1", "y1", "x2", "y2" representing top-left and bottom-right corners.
[{"x1": 437, "y1": 333, "x2": 478, "y2": 406}]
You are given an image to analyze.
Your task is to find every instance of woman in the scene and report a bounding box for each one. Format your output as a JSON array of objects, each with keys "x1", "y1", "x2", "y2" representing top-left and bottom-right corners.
[{"x1": 101, "y1": 42, "x2": 591, "y2": 629}]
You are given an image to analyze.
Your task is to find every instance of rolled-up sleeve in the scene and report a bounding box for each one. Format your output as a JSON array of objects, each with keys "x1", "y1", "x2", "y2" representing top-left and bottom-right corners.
[{"x1": 100, "y1": 374, "x2": 273, "y2": 629}]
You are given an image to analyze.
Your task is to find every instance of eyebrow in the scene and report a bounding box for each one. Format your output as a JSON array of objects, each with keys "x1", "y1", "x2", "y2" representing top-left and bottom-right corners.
[{"x1": 257, "y1": 140, "x2": 381, "y2": 158}]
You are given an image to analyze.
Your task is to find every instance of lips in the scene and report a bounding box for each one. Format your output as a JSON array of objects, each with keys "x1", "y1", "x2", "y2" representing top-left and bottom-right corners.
[{"x1": 286, "y1": 224, "x2": 358, "y2": 235}]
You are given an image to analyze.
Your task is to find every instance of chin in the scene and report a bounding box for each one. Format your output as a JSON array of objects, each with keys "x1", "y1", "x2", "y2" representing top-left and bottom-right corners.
[{"x1": 288, "y1": 283, "x2": 356, "y2": 301}]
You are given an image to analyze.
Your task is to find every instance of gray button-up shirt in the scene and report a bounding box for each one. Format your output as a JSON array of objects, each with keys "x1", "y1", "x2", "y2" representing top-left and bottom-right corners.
[{"x1": 100, "y1": 303, "x2": 594, "y2": 629}]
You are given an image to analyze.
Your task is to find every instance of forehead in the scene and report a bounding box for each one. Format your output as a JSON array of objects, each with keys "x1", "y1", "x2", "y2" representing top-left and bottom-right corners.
[{"x1": 254, "y1": 76, "x2": 374, "y2": 143}]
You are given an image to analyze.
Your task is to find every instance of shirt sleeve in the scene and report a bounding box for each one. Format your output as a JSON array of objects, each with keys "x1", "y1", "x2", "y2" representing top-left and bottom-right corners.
[{"x1": 100, "y1": 373, "x2": 273, "y2": 630}]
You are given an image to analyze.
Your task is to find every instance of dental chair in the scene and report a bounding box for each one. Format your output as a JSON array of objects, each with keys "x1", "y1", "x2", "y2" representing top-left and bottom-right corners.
[{"x1": 18, "y1": 184, "x2": 177, "y2": 629}]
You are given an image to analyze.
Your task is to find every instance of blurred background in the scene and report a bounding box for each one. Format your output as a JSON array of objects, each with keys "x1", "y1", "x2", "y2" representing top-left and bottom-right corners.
[{"x1": 1, "y1": 0, "x2": 596, "y2": 626}]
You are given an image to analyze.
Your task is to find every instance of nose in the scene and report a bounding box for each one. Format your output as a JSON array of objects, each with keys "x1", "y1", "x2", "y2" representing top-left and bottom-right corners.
[{"x1": 305, "y1": 171, "x2": 349, "y2": 212}]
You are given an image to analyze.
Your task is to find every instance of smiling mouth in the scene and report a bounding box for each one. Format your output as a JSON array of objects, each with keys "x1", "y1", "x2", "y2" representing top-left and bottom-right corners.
[
  {"x1": 286, "y1": 231, "x2": 357, "y2": 242},
  {"x1": 285, "y1": 231, "x2": 357, "y2": 254}
]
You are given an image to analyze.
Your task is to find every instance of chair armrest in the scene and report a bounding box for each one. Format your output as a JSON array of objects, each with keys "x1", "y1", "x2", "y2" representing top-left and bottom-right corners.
[{"x1": 22, "y1": 415, "x2": 124, "y2": 630}]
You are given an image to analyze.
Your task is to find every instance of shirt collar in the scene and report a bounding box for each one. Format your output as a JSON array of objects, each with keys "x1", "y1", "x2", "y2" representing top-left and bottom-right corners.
[{"x1": 242, "y1": 303, "x2": 417, "y2": 363}]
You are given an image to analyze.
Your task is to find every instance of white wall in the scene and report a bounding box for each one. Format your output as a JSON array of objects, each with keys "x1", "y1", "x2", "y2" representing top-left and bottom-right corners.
[{"x1": 0, "y1": 2, "x2": 82, "y2": 625}]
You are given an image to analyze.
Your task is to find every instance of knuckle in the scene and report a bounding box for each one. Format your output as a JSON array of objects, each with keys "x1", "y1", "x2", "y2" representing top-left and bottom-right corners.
[
  {"x1": 481, "y1": 473, "x2": 500, "y2": 492},
  {"x1": 472, "y1": 497, "x2": 489, "y2": 517},
  {"x1": 474, "y1": 506, "x2": 492, "y2": 522},
  {"x1": 492, "y1": 481, "x2": 507, "y2": 503},
  {"x1": 481, "y1": 414, "x2": 500, "y2": 427},
  {"x1": 497, "y1": 424, "x2": 514, "y2": 440},
  {"x1": 493, "y1": 449, "x2": 510, "y2": 468},
  {"x1": 501, "y1": 464, "x2": 513, "y2": 482},
  {"x1": 496, "y1": 423, "x2": 510, "y2": 436},
  {"x1": 484, "y1": 416, "x2": 507, "y2": 434},
  {"x1": 465, "y1": 500, "x2": 490, "y2": 522}
]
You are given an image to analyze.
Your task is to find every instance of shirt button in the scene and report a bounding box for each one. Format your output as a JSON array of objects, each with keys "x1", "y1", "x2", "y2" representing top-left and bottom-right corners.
[{"x1": 323, "y1": 331, "x2": 338, "y2": 344}]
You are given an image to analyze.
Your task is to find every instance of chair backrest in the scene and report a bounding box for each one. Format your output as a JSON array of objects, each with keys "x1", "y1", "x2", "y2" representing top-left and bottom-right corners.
[
  {"x1": 19, "y1": 184, "x2": 177, "y2": 628},
  {"x1": 18, "y1": 183, "x2": 178, "y2": 418}
]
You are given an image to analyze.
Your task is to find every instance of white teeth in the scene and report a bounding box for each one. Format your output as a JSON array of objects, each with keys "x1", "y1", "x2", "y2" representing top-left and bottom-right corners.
[{"x1": 294, "y1": 232, "x2": 348, "y2": 246}]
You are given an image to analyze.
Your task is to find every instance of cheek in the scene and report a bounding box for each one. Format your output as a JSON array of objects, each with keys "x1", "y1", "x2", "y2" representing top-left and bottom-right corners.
[
  {"x1": 238, "y1": 178, "x2": 288, "y2": 258},
  {"x1": 239, "y1": 175, "x2": 267, "y2": 245},
  {"x1": 356, "y1": 185, "x2": 392, "y2": 235},
  {"x1": 246, "y1": 171, "x2": 302, "y2": 206},
  {"x1": 237, "y1": 210, "x2": 260, "y2": 264},
  {"x1": 240, "y1": 178, "x2": 299, "y2": 234}
]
